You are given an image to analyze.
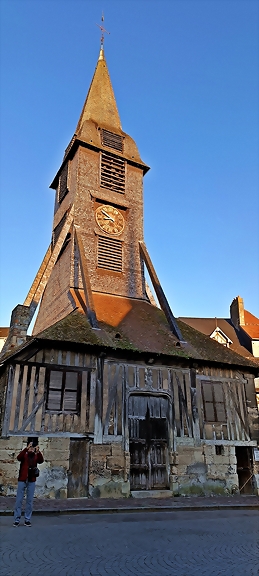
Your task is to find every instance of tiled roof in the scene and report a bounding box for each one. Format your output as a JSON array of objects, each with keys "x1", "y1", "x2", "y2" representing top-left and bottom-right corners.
[
  {"x1": 179, "y1": 316, "x2": 253, "y2": 357},
  {"x1": 0, "y1": 328, "x2": 9, "y2": 338},
  {"x1": 242, "y1": 310, "x2": 259, "y2": 339}
]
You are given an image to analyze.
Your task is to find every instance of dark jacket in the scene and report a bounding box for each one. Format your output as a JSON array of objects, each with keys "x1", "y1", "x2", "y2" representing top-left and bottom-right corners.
[{"x1": 17, "y1": 448, "x2": 44, "y2": 482}]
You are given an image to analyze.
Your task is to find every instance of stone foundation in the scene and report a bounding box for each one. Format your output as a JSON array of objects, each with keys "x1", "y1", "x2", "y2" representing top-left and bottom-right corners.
[
  {"x1": 171, "y1": 443, "x2": 240, "y2": 496},
  {"x1": 0, "y1": 436, "x2": 257, "y2": 498},
  {"x1": 88, "y1": 443, "x2": 130, "y2": 498}
]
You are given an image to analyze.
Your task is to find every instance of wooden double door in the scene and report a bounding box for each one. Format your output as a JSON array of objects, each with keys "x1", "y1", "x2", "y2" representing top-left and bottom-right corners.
[{"x1": 129, "y1": 395, "x2": 170, "y2": 490}]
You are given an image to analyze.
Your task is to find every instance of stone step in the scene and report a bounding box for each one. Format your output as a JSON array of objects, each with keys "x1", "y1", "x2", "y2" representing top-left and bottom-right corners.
[{"x1": 131, "y1": 490, "x2": 173, "y2": 499}]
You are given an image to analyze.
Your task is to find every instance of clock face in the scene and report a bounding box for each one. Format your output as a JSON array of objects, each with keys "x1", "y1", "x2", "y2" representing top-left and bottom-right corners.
[{"x1": 95, "y1": 205, "x2": 125, "y2": 235}]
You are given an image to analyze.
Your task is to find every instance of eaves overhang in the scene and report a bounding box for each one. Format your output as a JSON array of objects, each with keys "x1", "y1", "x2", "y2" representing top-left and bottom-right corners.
[{"x1": 50, "y1": 136, "x2": 150, "y2": 189}]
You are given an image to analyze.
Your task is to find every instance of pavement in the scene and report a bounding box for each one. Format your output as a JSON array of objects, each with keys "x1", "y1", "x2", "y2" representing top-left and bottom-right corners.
[
  {"x1": 0, "y1": 494, "x2": 258, "y2": 516},
  {"x1": 0, "y1": 509, "x2": 258, "y2": 575}
]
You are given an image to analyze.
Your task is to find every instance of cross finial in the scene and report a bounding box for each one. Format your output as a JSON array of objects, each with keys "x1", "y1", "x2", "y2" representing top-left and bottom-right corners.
[{"x1": 96, "y1": 13, "x2": 110, "y2": 50}]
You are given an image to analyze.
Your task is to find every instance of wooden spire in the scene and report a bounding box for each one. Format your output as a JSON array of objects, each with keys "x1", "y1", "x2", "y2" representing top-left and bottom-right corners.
[{"x1": 76, "y1": 48, "x2": 121, "y2": 133}]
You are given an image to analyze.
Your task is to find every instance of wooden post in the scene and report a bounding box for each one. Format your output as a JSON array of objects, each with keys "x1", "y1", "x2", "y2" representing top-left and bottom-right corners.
[
  {"x1": 139, "y1": 241, "x2": 185, "y2": 342},
  {"x1": 75, "y1": 228, "x2": 99, "y2": 329}
]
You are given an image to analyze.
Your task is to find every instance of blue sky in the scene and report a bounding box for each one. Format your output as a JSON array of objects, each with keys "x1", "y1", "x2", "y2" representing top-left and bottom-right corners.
[{"x1": 0, "y1": 0, "x2": 258, "y2": 327}]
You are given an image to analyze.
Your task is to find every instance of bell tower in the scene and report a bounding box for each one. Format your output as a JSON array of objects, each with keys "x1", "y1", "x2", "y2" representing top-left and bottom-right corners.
[{"x1": 32, "y1": 47, "x2": 150, "y2": 334}]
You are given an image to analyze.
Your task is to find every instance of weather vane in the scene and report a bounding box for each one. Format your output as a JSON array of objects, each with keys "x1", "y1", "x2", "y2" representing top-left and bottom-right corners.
[{"x1": 96, "y1": 13, "x2": 110, "y2": 49}]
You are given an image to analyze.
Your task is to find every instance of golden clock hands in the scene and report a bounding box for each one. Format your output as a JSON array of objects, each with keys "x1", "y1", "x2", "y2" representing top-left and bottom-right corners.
[{"x1": 101, "y1": 209, "x2": 114, "y2": 222}]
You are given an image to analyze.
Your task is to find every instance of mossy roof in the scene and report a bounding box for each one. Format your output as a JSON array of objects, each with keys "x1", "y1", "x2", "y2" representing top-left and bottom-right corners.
[{"x1": 33, "y1": 297, "x2": 258, "y2": 369}]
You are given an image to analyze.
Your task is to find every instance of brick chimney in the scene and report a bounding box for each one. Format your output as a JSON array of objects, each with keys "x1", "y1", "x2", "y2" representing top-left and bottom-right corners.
[{"x1": 230, "y1": 296, "x2": 245, "y2": 329}]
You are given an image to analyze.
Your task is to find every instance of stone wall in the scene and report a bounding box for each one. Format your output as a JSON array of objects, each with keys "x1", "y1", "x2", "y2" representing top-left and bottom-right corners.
[
  {"x1": 172, "y1": 443, "x2": 240, "y2": 496},
  {"x1": 88, "y1": 442, "x2": 130, "y2": 498},
  {"x1": 0, "y1": 437, "x2": 69, "y2": 498}
]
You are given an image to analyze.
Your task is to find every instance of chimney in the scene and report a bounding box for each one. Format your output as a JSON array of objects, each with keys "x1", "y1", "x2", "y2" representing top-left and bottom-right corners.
[
  {"x1": 0, "y1": 305, "x2": 31, "y2": 357},
  {"x1": 230, "y1": 296, "x2": 245, "y2": 329}
]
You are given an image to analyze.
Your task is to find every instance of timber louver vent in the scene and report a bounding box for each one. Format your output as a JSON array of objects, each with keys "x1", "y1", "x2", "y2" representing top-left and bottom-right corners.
[
  {"x1": 58, "y1": 162, "x2": 69, "y2": 203},
  {"x1": 101, "y1": 129, "x2": 123, "y2": 152},
  {"x1": 98, "y1": 236, "x2": 122, "y2": 272},
  {"x1": 100, "y1": 151, "x2": 125, "y2": 194},
  {"x1": 52, "y1": 211, "x2": 67, "y2": 247}
]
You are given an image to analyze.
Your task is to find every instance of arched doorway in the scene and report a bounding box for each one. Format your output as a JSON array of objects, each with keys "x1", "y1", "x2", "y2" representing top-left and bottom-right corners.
[{"x1": 128, "y1": 394, "x2": 170, "y2": 490}]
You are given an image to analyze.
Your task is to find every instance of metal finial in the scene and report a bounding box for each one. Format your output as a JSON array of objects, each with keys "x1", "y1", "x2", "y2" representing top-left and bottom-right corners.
[{"x1": 96, "y1": 13, "x2": 110, "y2": 49}]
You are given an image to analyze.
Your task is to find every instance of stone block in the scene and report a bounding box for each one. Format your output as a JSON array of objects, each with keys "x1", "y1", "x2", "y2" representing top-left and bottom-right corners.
[
  {"x1": 48, "y1": 437, "x2": 70, "y2": 451},
  {"x1": 0, "y1": 437, "x2": 24, "y2": 451},
  {"x1": 0, "y1": 450, "x2": 16, "y2": 462},
  {"x1": 43, "y1": 449, "x2": 69, "y2": 462},
  {"x1": 106, "y1": 456, "x2": 124, "y2": 469},
  {"x1": 54, "y1": 460, "x2": 69, "y2": 470},
  {"x1": 111, "y1": 444, "x2": 123, "y2": 456},
  {"x1": 90, "y1": 459, "x2": 106, "y2": 475},
  {"x1": 91, "y1": 445, "x2": 111, "y2": 458}
]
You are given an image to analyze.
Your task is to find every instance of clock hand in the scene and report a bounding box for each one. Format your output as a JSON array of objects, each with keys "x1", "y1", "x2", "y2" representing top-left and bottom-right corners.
[{"x1": 101, "y1": 209, "x2": 115, "y2": 222}]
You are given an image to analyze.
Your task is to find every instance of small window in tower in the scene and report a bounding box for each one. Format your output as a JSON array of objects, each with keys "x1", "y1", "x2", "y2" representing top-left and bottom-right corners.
[
  {"x1": 101, "y1": 129, "x2": 123, "y2": 152},
  {"x1": 100, "y1": 151, "x2": 125, "y2": 194},
  {"x1": 97, "y1": 236, "x2": 123, "y2": 272},
  {"x1": 52, "y1": 211, "x2": 68, "y2": 247},
  {"x1": 58, "y1": 162, "x2": 69, "y2": 203}
]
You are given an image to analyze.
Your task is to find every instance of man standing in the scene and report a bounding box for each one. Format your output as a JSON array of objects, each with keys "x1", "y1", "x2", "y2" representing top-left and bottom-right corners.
[{"x1": 13, "y1": 438, "x2": 44, "y2": 527}]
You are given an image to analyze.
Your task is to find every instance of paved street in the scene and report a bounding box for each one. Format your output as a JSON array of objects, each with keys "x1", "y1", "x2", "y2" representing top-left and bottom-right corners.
[{"x1": 0, "y1": 510, "x2": 258, "y2": 576}]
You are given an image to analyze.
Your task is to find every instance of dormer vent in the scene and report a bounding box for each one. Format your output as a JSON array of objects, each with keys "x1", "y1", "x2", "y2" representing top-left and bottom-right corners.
[{"x1": 101, "y1": 129, "x2": 123, "y2": 152}]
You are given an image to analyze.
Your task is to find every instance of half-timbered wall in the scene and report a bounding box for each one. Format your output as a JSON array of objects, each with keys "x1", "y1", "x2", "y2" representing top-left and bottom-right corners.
[{"x1": 0, "y1": 351, "x2": 258, "y2": 498}]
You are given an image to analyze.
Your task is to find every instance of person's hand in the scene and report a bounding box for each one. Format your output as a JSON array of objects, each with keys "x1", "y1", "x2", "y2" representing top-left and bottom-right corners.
[
  {"x1": 27, "y1": 443, "x2": 34, "y2": 452},
  {"x1": 35, "y1": 446, "x2": 39, "y2": 453}
]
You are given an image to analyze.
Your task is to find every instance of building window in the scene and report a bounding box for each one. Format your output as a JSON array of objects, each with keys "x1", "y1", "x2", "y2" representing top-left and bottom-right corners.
[
  {"x1": 101, "y1": 129, "x2": 123, "y2": 152},
  {"x1": 215, "y1": 445, "x2": 224, "y2": 456},
  {"x1": 100, "y1": 151, "x2": 125, "y2": 194},
  {"x1": 58, "y1": 162, "x2": 69, "y2": 203},
  {"x1": 46, "y1": 369, "x2": 81, "y2": 413},
  {"x1": 97, "y1": 236, "x2": 123, "y2": 272},
  {"x1": 202, "y1": 381, "x2": 227, "y2": 423}
]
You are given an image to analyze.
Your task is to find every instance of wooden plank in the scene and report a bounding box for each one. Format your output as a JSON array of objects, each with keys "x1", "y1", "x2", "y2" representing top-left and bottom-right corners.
[
  {"x1": 80, "y1": 370, "x2": 88, "y2": 433},
  {"x1": 2, "y1": 365, "x2": 15, "y2": 437},
  {"x1": 104, "y1": 363, "x2": 120, "y2": 435},
  {"x1": 9, "y1": 365, "x2": 20, "y2": 431},
  {"x1": 171, "y1": 371, "x2": 181, "y2": 437},
  {"x1": 197, "y1": 374, "x2": 247, "y2": 383},
  {"x1": 94, "y1": 357, "x2": 103, "y2": 443},
  {"x1": 20, "y1": 396, "x2": 45, "y2": 432},
  {"x1": 34, "y1": 367, "x2": 45, "y2": 432},
  {"x1": 22, "y1": 365, "x2": 35, "y2": 427},
  {"x1": 116, "y1": 366, "x2": 123, "y2": 435},
  {"x1": 17, "y1": 366, "x2": 28, "y2": 430},
  {"x1": 224, "y1": 384, "x2": 236, "y2": 441},
  {"x1": 184, "y1": 372, "x2": 193, "y2": 438},
  {"x1": 195, "y1": 378, "x2": 204, "y2": 439}
]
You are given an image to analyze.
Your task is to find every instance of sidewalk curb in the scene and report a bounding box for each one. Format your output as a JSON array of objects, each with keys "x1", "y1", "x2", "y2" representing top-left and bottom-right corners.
[{"x1": 1, "y1": 504, "x2": 259, "y2": 516}]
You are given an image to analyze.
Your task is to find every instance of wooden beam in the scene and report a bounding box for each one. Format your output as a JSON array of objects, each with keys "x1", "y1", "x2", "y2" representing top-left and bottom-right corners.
[
  {"x1": 139, "y1": 241, "x2": 185, "y2": 342},
  {"x1": 20, "y1": 395, "x2": 45, "y2": 432},
  {"x1": 74, "y1": 227, "x2": 99, "y2": 329},
  {"x1": 24, "y1": 245, "x2": 52, "y2": 307},
  {"x1": 23, "y1": 205, "x2": 74, "y2": 322}
]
